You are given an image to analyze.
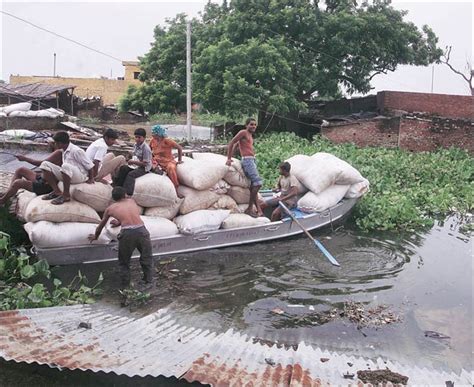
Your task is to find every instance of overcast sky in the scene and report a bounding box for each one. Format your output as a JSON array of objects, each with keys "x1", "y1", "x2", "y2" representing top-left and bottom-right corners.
[{"x1": 1, "y1": 0, "x2": 472, "y2": 96}]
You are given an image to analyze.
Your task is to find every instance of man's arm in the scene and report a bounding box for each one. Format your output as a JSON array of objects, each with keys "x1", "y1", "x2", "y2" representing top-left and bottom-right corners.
[
  {"x1": 89, "y1": 208, "x2": 111, "y2": 242},
  {"x1": 226, "y1": 131, "x2": 245, "y2": 165},
  {"x1": 279, "y1": 186, "x2": 298, "y2": 202},
  {"x1": 175, "y1": 143, "x2": 183, "y2": 163},
  {"x1": 17, "y1": 150, "x2": 62, "y2": 167}
]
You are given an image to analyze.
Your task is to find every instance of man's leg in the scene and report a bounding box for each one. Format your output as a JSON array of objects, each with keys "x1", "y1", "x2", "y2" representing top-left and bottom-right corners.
[
  {"x1": 40, "y1": 161, "x2": 62, "y2": 196},
  {"x1": 114, "y1": 165, "x2": 132, "y2": 187},
  {"x1": 246, "y1": 184, "x2": 262, "y2": 217},
  {"x1": 117, "y1": 231, "x2": 136, "y2": 289},
  {"x1": 6, "y1": 167, "x2": 36, "y2": 191},
  {"x1": 123, "y1": 169, "x2": 147, "y2": 196},
  {"x1": 136, "y1": 228, "x2": 154, "y2": 284},
  {"x1": 96, "y1": 154, "x2": 126, "y2": 181},
  {"x1": 270, "y1": 206, "x2": 282, "y2": 222},
  {"x1": 0, "y1": 179, "x2": 33, "y2": 206},
  {"x1": 61, "y1": 172, "x2": 72, "y2": 201}
]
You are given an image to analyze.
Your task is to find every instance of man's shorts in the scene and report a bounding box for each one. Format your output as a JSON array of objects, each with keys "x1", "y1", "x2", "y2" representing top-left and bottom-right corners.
[
  {"x1": 264, "y1": 197, "x2": 297, "y2": 209},
  {"x1": 40, "y1": 161, "x2": 87, "y2": 184},
  {"x1": 241, "y1": 157, "x2": 263, "y2": 187},
  {"x1": 32, "y1": 175, "x2": 53, "y2": 195}
]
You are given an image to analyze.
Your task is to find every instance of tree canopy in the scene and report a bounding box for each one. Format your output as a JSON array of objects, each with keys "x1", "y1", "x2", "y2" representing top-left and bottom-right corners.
[{"x1": 120, "y1": 0, "x2": 442, "y2": 119}]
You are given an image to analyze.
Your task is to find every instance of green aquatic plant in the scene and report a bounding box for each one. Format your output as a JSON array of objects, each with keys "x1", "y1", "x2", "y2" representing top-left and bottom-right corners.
[
  {"x1": 254, "y1": 133, "x2": 473, "y2": 231},
  {"x1": 0, "y1": 232, "x2": 103, "y2": 310}
]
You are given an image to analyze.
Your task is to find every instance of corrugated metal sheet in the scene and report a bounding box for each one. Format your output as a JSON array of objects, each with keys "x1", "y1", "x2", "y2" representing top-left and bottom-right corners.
[
  {"x1": 0, "y1": 304, "x2": 471, "y2": 385},
  {"x1": 0, "y1": 82, "x2": 75, "y2": 99}
]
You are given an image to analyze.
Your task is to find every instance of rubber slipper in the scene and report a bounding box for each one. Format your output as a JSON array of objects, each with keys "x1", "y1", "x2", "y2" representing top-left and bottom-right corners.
[
  {"x1": 42, "y1": 192, "x2": 60, "y2": 200},
  {"x1": 51, "y1": 196, "x2": 70, "y2": 205}
]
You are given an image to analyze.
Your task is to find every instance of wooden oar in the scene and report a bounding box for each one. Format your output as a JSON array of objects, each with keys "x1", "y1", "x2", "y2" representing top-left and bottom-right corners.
[{"x1": 279, "y1": 201, "x2": 340, "y2": 267}]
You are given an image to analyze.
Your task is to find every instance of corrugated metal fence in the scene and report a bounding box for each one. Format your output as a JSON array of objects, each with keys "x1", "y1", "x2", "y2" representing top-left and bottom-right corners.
[{"x1": 0, "y1": 304, "x2": 471, "y2": 385}]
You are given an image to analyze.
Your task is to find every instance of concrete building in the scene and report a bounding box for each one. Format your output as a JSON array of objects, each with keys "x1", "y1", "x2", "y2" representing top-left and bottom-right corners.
[{"x1": 10, "y1": 61, "x2": 141, "y2": 105}]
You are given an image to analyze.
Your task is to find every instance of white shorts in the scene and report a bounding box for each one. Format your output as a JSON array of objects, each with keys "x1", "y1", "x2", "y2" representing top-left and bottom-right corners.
[{"x1": 40, "y1": 160, "x2": 87, "y2": 184}]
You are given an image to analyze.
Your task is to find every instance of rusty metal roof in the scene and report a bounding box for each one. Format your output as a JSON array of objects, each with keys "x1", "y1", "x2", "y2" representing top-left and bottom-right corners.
[
  {"x1": 0, "y1": 82, "x2": 75, "y2": 99},
  {"x1": 0, "y1": 304, "x2": 471, "y2": 385}
]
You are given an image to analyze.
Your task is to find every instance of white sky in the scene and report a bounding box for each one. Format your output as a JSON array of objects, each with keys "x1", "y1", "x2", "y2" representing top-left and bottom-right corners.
[{"x1": 1, "y1": 0, "x2": 472, "y2": 96}]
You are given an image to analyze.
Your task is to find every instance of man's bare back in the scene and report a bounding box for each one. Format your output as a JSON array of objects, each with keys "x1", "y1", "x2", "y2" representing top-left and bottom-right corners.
[{"x1": 107, "y1": 198, "x2": 143, "y2": 227}]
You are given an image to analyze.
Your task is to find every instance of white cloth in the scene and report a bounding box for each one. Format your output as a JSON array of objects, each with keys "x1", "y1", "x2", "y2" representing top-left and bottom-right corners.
[
  {"x1": 85, "y1": 138, "x2": 108, "y2": 163},
  {"x1": 63, "y1": 143, "x2": 94, "y2": 176}
]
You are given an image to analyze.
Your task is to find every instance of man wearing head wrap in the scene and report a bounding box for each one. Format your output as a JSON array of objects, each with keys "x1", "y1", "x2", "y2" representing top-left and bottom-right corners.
[{"x1": 149, "y1": 125, "x2": 183, "y2": 198}]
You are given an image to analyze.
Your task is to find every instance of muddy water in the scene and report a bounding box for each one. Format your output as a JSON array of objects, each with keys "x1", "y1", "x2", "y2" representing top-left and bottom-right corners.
[
  {"x1": 1, "y1": 216, "x2": 471, "y2": 384},
  {"x1": 57, "y1": 215, "x2": 472, "y2": 371}
]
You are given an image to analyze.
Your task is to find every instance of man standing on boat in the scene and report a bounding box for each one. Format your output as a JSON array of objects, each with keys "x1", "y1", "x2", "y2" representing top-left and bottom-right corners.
[
  {"x1": 226, "y1": 117, "x2": 263, "y2": 217},
  {"x1": 89, "y1": 186, "x2": 154, "y2": 291}
]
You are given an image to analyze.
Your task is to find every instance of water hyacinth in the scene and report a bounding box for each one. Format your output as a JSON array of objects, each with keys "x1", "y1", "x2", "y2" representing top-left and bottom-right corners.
[{"x1": 254, "y1": 133, "x2": 473, "y2": 231}]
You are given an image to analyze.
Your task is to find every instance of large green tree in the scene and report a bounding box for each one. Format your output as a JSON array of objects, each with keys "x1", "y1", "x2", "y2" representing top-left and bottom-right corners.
[{"x1": 120, "y1": 0, "x2": 442, "y2": 120}]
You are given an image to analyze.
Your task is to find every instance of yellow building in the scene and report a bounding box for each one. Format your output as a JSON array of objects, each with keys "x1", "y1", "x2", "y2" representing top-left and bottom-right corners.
[{"x1": 10, "y1": 61, "x2": 142, "y2": 105}]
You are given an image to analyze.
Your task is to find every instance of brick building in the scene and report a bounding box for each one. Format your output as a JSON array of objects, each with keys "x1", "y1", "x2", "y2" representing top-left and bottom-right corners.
[
  {"x1": 320, "y1": 91, "x2": 473, "y2": 153},
  {"x1": 10, "y1": 61, "x2": 141, "y2": 105}
]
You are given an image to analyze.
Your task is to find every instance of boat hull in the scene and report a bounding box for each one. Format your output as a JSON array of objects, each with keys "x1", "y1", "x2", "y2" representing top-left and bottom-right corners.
[{"x1": 34, "y1": 198, "x2": 358, "y2": 265}]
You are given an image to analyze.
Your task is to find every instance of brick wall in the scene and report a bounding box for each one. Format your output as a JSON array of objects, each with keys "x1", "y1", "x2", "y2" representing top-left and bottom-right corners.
[
  {"x1": 377, "y1": 91, "x2": 474, "y2": 120},
  {"x1": 321, "y1": 117, "x2": 399, "y2": 148},
  {"x1": 399, "y1": 117, "x2": 474, "y2": 153}
]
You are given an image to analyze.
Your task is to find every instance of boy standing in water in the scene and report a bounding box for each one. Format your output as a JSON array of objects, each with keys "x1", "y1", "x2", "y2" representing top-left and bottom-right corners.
[
  {"x1": 226, "y1": 117, "x2": 263, "y2": 217},
  {"x1": 89, "y1": 186, "x2": 154, "y2": 291}
]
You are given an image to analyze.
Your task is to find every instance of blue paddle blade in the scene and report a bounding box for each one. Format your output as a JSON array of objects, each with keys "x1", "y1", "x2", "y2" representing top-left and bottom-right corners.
[{"x1": 314, "y1": 239, "x2": 340, "y2": 267}]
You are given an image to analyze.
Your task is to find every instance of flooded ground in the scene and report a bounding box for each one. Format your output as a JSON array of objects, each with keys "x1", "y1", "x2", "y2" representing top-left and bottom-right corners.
[{"x1": 0, "y1": 215, "x2": 472, "y2": 384}]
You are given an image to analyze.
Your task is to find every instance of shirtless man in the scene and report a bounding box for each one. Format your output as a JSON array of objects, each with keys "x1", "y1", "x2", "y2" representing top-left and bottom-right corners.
[
  {"x1": 89, "y1": 186, "x2": 154, "y2": 290},
  {"x1": 0, "y1": 143, "x2": 62, "y2": 206},
  {"x1": 226, "y1": 117, "x2": 263, "y2": 217}
]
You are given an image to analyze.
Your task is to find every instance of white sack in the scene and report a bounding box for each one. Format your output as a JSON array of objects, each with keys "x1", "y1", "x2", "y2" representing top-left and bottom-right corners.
[
  {"x1": 227, "y1": 186, "x2": 250, "y2": 204},
  {"x1": 193, "y1": 152, "x2": 250, "y2": 188},
  {"x1": 144, "y1": 198, "x2": 183, "y2": 220},
  {"x1": 286, "y1": 153, "x2": 364, "y2": 194},
  {"x1": 221, "y1": 213, "x2": 270, "y2": 229},
  {"x1": 178, "y1": 185, "x2": 220, "y2": 214},
  {"x1": 174, "y1": 209, "x2": 230, "y2": 235},
  {"x1": 210, "y1": 195, "x2": 239, "y2": 211},
  {"x1": 311, "y1": 152, "x2": 364, "y2": 185},
  {"x1": 177, "y1": 156, "x2": 229, "y2": 190},
  {"x1": 1, "y1": 129, "x2": 36, "y2": 138},
  {"x1": 24, "y1": 221, "x2": 109, "y2": 248},
  {"x1": 297, "y1": 184, "x2": 350, "y2": 213},
  {"x1": 3, "y1": 102, "x2": 31, "y2": 115},
  {"x1": 25, "y1": 196, "x2": 100, "y2": 223},
  {"x1": 105, "y1": 216, "x2": 179, "y2": 241},
  {"x1": 132, "y1": 173, "x2": 178, "y2": 207},
  {"x1": 209, "y1": 179, "x2": 230, "y2": 194},
  {"x1": 16, "y1": 190, "x2": 37, "y2": 222},
  {"x1": 8, "y1": 111, "x2": 28, "y2": 117},
  {"x1": 236, "y1": 204, "x2": 249, "y2": 213},
  {"x1": 71, "y1": 182, "x2": 113, "y2": 212},
  {"x1": 345, "y1": 178, "x2": 370, "y2": 198}
]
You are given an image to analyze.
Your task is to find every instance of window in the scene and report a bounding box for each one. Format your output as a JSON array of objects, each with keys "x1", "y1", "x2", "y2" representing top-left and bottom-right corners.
[{"x1": 133, "y1": 72, "x2": 141, "y2": 80}]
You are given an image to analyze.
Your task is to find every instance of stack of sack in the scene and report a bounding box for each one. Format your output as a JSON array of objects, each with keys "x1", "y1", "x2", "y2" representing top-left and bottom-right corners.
[
  {"x1": 19, "y1": 152, "x2": 269, "y2": 249},
  {"x1": 286, "y1": 152, "x2": 369, "y2": 213},
  {"x1": 0, "y1": 102, "x2": 64, "y2": 118},
  {"x1": 19, "y1": 150, "x2": 367, "y2": 249}
]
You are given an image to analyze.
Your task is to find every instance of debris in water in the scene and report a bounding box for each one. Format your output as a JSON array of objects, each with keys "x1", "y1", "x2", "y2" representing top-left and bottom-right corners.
[
  {"x1": 320, "y1": 358, "x2": 329, "y2": 363},
  {"x1": 271, "y1": 308, "x2": 285, "y2": 315},
  {"x1": 78, "y1": 322, "x2": 92, "y2": 329},
  {"x1": 342, "y1": 301, "x2": 401, "y2": 328},
  {"x1": 343, "y1": 371, "x2": 355, "y2": 379},
  {"x1": 265, "y1": 358, "x2": 276, "y2": 366},
  {"x1": 424, "y1": 330, "x2": 450, "y2": 339},
  {"x1": 357, "y1": 369, "x2": 409, "y2": 385}
]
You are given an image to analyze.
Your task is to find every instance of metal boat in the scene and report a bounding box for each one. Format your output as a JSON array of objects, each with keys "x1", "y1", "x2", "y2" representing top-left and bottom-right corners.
[{"x1": 33, "y1": 197, "x2": 358, "y2": 265}]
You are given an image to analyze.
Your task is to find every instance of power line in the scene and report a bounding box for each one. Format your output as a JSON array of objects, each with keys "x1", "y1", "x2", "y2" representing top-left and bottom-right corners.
[{"x1": 1, "y1": 10, "x2": 123, "y2": 62}]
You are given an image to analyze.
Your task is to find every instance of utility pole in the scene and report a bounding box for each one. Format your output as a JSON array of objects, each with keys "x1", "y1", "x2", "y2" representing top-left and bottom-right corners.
[
  {"x1": 186, "y1": 20, "x2": 192, "y2": 142},
  {"x1": 431, "y1": 66, "x2": 434, "y2": 93},
  {"x1": 53, "y1": 53, "x2": 56, "y2": 77}
]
